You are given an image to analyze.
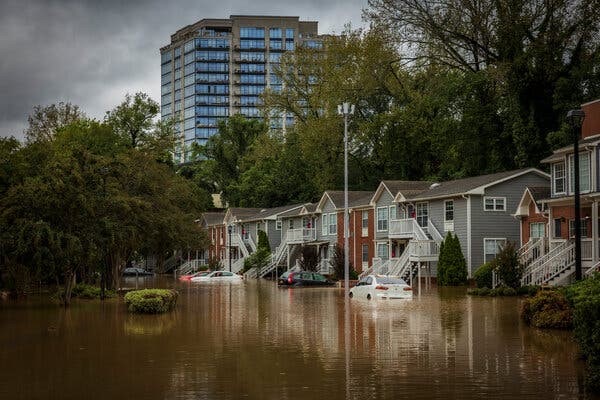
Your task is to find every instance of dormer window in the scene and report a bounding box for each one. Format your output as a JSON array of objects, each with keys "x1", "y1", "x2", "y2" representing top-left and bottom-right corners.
[
  {"x1": 568, "y1": 152, "x2": 591, "y2": 193},
  {"x1": 552, "y1": 162, "x2": 565, "y2": 195}
]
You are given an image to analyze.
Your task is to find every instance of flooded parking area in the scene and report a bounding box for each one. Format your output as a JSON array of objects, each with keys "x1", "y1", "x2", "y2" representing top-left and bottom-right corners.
[{"x1": 0, "y1": 277, "x2": 594, "y2": 399}]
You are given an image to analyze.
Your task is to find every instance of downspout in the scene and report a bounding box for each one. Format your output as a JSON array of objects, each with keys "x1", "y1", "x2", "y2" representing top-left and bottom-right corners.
[
  {"x1": 462, "y1": 194, "x2": 472, "y2": 278},
  {"x1": 353, "y1": 209, "x2": 357, "y2": 272}
]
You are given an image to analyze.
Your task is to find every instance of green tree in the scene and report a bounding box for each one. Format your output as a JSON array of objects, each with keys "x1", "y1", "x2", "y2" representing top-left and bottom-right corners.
[
  {"x1": 366, "y1": 0, "x2": 600, "y2": 164},
  {"x1": 437, "y1": 233, "x2": 468, "y2": 286},
  {"x1": 491, "y1": 241, "x2": 523, "y2": 289},
  {"x1": 25, "y1": 102, "x2": 85, "y2": 143}
]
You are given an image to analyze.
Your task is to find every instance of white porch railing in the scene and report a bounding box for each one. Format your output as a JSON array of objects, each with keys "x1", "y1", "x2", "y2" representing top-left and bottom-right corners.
[
  {"x1": 245, "y1": 234, "x2": 257, "y2": 253},
  {"x1": 427, "y1": 220, "x2": 444, "y2": 245},
  {"x1": 585, "y1": 260, "x2": 600, "y2": 276},
  {"x1": 359, "y1": 257, "x2": 383, "y2": 279},
  {"x1": 318, "y1": 259, "x2": 332, "y2": 275},
  {"x1": 518, "y1": 237, "x2": 548, "y2": 266},
  {"x1": 389, "y1": 219, "x2": 414, "y2": 237},
  {"x1": 286, "y1": 228, "x2": 316, "y2": 244},
  {"x1": 231, "y1": 232, "x2": 250, "y2": 257},
  {"x1": 258, "y1": 239, "x2": 289, "y2": 278},
  {"x1": 177, "y1": 259, "x2": 207, "y2": 275},
  {"x1": 388, "y1": 247, "x2": 411, "y2": 277},
  {"x1": 582, "y1": 238, "x2": 593, "y2": 260},
  {"x1": 522, "y1": 240, "x2": 571, "y2": 279},
  {"x1": 409, "y1": 240, "x2": 439, "y2": 259},
  {"x1": 521, "y1": 241, "x2": 575, "y2": 286}
]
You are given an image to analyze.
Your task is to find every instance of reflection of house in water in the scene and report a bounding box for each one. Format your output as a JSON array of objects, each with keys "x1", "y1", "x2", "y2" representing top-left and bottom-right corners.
[{"x1": 163, "y1": 284, "x2": 582, "y2": 398}]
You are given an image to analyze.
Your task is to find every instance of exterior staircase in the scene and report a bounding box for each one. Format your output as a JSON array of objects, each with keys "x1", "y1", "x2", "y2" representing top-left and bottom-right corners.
[
  {"x1": 177, "y1": 259, "x2": 206, "y2": 275},
  {"x1": 520, "y1": 240, "x2": 575, "y2": 286},
  {"x1": 258, "y1": 241, "x2": 289, "y2": 278}
]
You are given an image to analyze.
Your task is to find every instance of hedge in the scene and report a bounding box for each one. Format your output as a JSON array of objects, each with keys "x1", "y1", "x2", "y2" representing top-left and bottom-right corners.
[{"x1": 124, "y1": 289, "x2": 178, "y2": 314}]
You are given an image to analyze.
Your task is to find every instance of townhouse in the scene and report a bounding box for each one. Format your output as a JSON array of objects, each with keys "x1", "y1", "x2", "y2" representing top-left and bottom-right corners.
[{"x1": 516, "y1": 99, "x2": 600, "y2": 285}]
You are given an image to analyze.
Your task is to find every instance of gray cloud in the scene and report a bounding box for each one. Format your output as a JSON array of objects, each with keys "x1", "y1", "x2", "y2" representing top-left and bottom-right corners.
[{"x1": 0, "y1": 0, "x2": 367, "y2": 140}]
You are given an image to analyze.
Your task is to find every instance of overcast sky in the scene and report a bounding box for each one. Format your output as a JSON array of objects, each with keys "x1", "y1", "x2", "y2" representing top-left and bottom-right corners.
[{"x1": 0, "y1": 0, "x2": 368, "y2": 140}]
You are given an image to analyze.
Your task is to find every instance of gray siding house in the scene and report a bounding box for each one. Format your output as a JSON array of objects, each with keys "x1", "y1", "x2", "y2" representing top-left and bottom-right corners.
[{"x1": 406, "y1": 168, "x2": 550, "y2": 276}]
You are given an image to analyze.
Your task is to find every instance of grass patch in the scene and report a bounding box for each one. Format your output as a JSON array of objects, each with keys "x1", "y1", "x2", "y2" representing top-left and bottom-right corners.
[{"x1": 124, "y1": 289, "x2": 178, "y2": 314}]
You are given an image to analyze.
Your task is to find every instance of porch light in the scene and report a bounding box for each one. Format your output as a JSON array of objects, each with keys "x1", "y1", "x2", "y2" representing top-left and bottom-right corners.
[
  {"x1": 567, "y1": 108, "x2": 586, "y2": 281},
  {"x1": 338, "y1": 102, "x2": 354, "y2": 296}
]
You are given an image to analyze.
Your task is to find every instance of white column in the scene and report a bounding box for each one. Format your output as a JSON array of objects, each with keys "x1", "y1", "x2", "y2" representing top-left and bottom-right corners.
[{"x1": 593, "y1": 200, "x2": 598, "y2": 262}]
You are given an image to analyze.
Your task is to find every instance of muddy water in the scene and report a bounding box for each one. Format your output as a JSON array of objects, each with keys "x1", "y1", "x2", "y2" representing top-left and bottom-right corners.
[{"x1": 0, "y1": 278, "x2": 594, "y2": 399}]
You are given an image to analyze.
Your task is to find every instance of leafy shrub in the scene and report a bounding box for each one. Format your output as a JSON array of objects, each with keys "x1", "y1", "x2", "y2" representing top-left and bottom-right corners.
[
  {"x1": 468, "y1": 287, "x2": 490, "y2": 296},
  {"x1": 474, "y1": 262, "x2": 494, "y2": 288},
  {"x1": 491, "y1": 241, "x2": 523, "y2": 289},
  {"x1": 330, "y1": 244, "x2": 356, "y2": 280},
  {"x1": 257, "y1": 230, "x2": 270, "y2": 251},
  {"x1": 517, "y1": 285, "x2": 541, "y2": 296},
  {"x1": 437, "y1": 233, "x2": 468, "y2": 286},
  {"x1": 243, "y1": 247, "x2": 271, "y2": 272},
  {"x1": 124, "y1": 289, "x2": 178, "y2": 314},
  {"x1": 565, "y1": 274, "x2": 600, "y2": 392},
  {"x1": 520, "y1": 290, "x2": 573, "y2": 329},
  {"x1": 71, "y1": 284, "x2": 115, "y2": 299}
]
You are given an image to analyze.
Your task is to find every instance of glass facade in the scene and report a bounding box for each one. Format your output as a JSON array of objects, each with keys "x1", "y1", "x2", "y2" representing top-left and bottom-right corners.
[{"x1": 161, "y1": 17, "x2": 324, "y2": 163}]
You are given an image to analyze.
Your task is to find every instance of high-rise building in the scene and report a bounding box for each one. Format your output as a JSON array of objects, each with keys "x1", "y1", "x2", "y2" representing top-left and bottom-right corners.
[{"x1": 160, "y1": 15, "x2": 325, "y2": 163}]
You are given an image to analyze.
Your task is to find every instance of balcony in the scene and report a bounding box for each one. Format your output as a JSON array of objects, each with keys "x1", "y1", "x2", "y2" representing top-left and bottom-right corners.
[
  {"x1": 389, "y1": 219, "x2": 418, "y2": 238},
  {"x1": 286, "y1": 228, "x2": 316, "y2": 244}
]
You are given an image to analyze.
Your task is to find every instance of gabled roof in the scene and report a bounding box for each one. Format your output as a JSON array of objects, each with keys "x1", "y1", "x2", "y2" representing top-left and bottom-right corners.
[
  {"x1": 224, "y1": 207, "x2": 263, "y2": 224},
  {"x1": 409, "y1": 168, "x2": 549, "y2": 201},
  {"x1": 316, "y1": 191, "x2": 374, "y2": 212},
  {"x1": 541, "y1": 134, "x2": 600, "y2": 163},
  {"x1": 514, "y1": 186, "x2": 550, "y2": 216},
  {"x1": 370, "y1": 180, "x2": 434, "y2": 205},
  {"x1": 200, "y1": 211, "x2": 225, "y2": 227},
  {"x1": 237, "y1": 203, "x2": 304, "y2": 222},
  {"x1": 275, "y1": 203, "x2": 318, "y2": 219}
]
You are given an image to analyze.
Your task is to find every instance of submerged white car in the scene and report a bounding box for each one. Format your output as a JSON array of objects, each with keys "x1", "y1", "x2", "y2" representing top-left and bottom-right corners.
[
  {"x1": 190, "y1": 270, "x2": 243, "y2": 283},
  {"x1": 349, "y1": 275, "x2": 412, "y2": 300}
]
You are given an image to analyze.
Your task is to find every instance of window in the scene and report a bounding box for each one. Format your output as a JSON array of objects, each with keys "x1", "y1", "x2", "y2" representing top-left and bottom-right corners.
[
  {"x1": 553, "y1": 218, "x2": 562, "y2": 238},
  {"x1": 322, "y1": 215, "x2": 328, "y2": 235},
  {"x1": 377, "y1": 207, "x2": 388, "y2": 231},
  {"x1": 285, "y1": 28, "x2": 295, "y2": 39},
  {"x1": 416, "y1": 202, "x2": 428, "y2": 227},
  {"x1": 269, "y1": 28, "x2": 282, "y2": 38},
  {"x1": 362, "y1": 244, "x2": 369, "y2": 263},
  {"x1": 389, "y1": 205, "x2": 397, "y2": 221},
  {"x1": 444, "y1": 200, "x2": 454, "y2": 221},
  {"x1": 329, "y1": 213, "x2": 337, "y2": 235},
  {"x1": 362, "y1": 210, "x2": 369, "y2": 229},
  {"x1": 289, "y1": 219, "x2": 294, "y2": 230},
  {"x1": 484, "y1": 197, "x2": 506, "y2": 211},
  {"x1": 377, "y1": 243, "x2": 388, "y2": 260},
  {"x1": 530, "y1": 222, "x2": 545, "y2": 239},
  {"x1": 569, "y1": 219, "x2": 588, "y2": 238},
  {"x1": 240, "y1": 27, "x2": 265, "y2": 38},
  {"x1": 484, "y1": 238, "x2": 506, "y2": 262},
  {"x1": 276, "y1": 219, "x2": 282, "y2": 230},
  {"x1": 552, "y1": 162, "x2": 566, "y2": 194},
  {"x1": 569, "y1": 152, "x2": 591, "y2": 193}
]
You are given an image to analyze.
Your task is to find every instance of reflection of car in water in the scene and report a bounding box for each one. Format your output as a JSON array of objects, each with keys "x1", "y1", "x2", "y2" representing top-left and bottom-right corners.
[
  {"x1": 179, "y1": 271, "x2": 210, "y2": 281},
  {"x1": 349, "y1": 275, "x2": 412, "y2": 300},
  {"x1": 190, "y1": 271, "x2": 243, "y2": 282},
  {"x1": 122, "y1": 267, "x2": 154, "y2": 276},
  {"x1": 277, "y1": 271, "x2": 335, "y2": 287}
]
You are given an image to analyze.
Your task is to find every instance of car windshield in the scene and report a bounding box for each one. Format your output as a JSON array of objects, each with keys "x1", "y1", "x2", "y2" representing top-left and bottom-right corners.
[{"x1": 376, "y1": 276, "x2": 407, "y2": 285}]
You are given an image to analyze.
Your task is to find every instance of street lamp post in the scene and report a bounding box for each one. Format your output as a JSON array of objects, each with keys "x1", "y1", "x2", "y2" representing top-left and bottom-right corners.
[
  {"x1": 567, "y1": 109, "x2": 586, "y2": 281},
  {"x1": 227, "y1": 225, "x2": 233, "y2": 272},
  {"x1": 338, "y1": 102, "x2": 355, "y2": 296}
]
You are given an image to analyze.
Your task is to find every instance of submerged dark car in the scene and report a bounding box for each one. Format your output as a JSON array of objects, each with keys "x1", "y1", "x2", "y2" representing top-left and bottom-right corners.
[
  {"x1": 278, "y1": 271, "x2": 335, "y2": 287},
  {"x1": 122, "y1": 267, "x2": 154, "y2": 276}
]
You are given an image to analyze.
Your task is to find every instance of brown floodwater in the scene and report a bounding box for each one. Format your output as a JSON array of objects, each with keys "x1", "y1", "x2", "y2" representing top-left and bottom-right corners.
[{"x1": 0, "y1": 277, "x2": 596, "y2": 400}]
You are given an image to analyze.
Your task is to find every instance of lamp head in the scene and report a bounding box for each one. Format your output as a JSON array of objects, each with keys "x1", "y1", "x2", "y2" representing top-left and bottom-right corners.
[
  {"x1": 337, "y1": 105, "x2": 343, "y2": 115},
  {"x1": 567, "y1": 109, "x2": 585, "y2": 128}
]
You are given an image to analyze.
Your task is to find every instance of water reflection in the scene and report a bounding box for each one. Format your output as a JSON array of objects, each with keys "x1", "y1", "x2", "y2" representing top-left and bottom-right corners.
[{"x1": 0, "y1": 278, "x2": 594, "y2": 400}]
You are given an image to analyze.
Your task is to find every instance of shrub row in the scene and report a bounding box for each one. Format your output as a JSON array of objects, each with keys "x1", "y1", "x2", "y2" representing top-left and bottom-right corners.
[
  {"x1": 520, "y1": 290, "x2": 573, "y2": 329},
  {"x1": 124, "y1": 289, "x2": 178, "y2": 314},
  {"x1": 468, "y1": 285, "x2": 539, "y2": 297},
  {"x1": 565, "y1": 274, "x2": 600, "y2": 392}
]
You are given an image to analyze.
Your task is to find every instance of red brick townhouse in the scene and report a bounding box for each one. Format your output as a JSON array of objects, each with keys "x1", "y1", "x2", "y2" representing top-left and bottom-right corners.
[{"x1": 515, "y1": 99, "x2": 600, "y2": 285}]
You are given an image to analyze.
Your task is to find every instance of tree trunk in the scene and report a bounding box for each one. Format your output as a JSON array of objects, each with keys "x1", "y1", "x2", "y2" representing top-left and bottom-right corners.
[{"x1": 62, "y1": 272, "x2": 76, "y2": 307}]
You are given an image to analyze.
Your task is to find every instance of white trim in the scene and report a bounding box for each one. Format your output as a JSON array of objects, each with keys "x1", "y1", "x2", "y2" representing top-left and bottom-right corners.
[
  {"x1": 275, "y1": 218, "x2": 282, "y2": 231},
  {"x1": 466, "y1": 195, "x2": 472, "y2": 277},
  {"x1": 389, "y1": 204, "x2": 397, "y2": 220},
  {"x1": 551, "y1": 161, "x2": 567, "y2": 196},
  {"x1": 376, "y1": 206, "x2": 389, "y2": 232},
  {"x1": 321, "y1": 214, "x2": 327, "y2": 236},
  {"x1": 483, "y1": 196, "x2": 506, "y2": 212},
  {"x1": 568, "y1": 151, "x2": 592, "y2": 194},
  {"x1": 483, "y1": 237, "x2": 507, "y2": 263},
  {"x1": 444, "y1": 199, "x2": 454, "y2": 222}
]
